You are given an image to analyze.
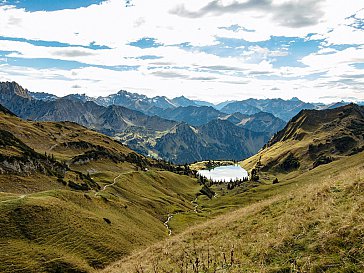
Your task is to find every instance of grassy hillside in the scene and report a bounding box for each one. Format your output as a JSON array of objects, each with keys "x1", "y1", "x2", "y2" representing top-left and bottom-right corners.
[
  {"x1": 103, "y1": 150, "x2": 364, "y2": 273},
  {"x1": 0, "y1": 107, "x2": 202, "y2": 272},
  {"x1": 0, "y1": 110, "x2": 132, "y2": 162},
  {"x1": 242, "y1": 104, "x2": 364, "y2": 174},
  {"x1": 0, "y1": 170, "x2": 201, "y2": 273},
  {"x1": 0, "y1": 190, "x2": 164, "y2": 272}
]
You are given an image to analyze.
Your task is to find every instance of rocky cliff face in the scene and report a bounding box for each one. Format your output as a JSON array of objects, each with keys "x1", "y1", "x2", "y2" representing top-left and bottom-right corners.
[
  {"x1": 154, "y1": 120, "x2": 269, "y2": 164},
  {"x1": 0, "y1": 82, "x2": 34, "y2": 118},
  {"x1": 233, "y1": 111, "x2": 286, "y2": 134},
  {"x1": 0, "y1": 81, "x2": 32, "y2": 101}
]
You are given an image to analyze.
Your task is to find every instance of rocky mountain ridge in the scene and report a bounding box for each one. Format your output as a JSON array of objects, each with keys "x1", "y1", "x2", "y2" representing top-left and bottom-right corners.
[
  {"x1": 154, "y1": 119, "x2": 269, "y2": 163},
  {"x1": 1, "y1": 81, "x2": 275, "y2": 163},
  {"x1": 244, "y1": 103, "x2": 364, "y2": 173},
  {"x1": 27, "y1": 83, "x2": 357, "y2": 122}
]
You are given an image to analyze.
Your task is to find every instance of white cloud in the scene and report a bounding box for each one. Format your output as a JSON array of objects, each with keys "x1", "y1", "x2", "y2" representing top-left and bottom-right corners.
[
  {"x1": 301, "y1": 46, "x2": 364, "y2": 69},
  {"x1": 0, "y1": 0, "x2": 363, "y2": 103},
  {"x1": 0, "y1": 0, "x2": 362, "y2": 47}
]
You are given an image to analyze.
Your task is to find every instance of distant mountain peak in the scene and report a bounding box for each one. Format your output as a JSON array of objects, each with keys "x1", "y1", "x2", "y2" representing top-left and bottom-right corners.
[
  {"x1": 171, "y1": 95, "x2": 197, "y2": 107},
  {"x1": 174, "y1": 95, "x2": 189, "y2": 100},
  {"x1": 0, "y1": 81, "x2": 32, "y2": 100},
  {"x1": 290, "y1": 97, "x2": 301, "y2": 102},
  {"x1": 116, "y1": 89, "x2": 146, "y2": 98},
  {"x1": 117, "y1": 90, "x2": 128, "y2": 95},
  {"x1": 30, "y1": 91, "x2": 58, "y2": 101},
  {"x1": 221, "y1": 98, "x2": 315, "y2": 121}
]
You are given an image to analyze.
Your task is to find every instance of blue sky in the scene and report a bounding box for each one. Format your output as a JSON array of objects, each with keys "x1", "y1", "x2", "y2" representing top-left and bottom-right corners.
[
  {"x1": 0, "y1": 0, "x2": 363, "y2": 103},
  {"x1": 2, "y1": 0, "x2": 105, "y2": 11}
]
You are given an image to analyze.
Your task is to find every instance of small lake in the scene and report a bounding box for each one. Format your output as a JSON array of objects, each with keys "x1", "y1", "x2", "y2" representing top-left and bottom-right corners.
[{"x1": 197, "y1": 165, "x2": 249, "y2": 182}]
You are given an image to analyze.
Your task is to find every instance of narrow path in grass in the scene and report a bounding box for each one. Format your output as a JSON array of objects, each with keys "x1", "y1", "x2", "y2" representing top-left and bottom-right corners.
[
  {"x1": 0, "y1": 194, "x2": 26, "y2": 203},
  {"x1": 164, "y1": 196, "x2": 201, "y2": 236},
  {"x1": 192, "y1": 197, "x2": 198, "y2": 213},
  {"x1": 163, "y1": 215, "x2": 174, "y2": 236},
  {"x1": 48, "y1": 143, "x2": 58, "y2": 152},
  {"x1": 95, "y1": 174, "x2": 122, "y2": 197}
]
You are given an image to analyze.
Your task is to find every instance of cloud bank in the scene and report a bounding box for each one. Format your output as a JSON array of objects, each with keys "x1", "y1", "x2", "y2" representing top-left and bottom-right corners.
[{"x1": 0, "y1": 0, "x2": 363, "y2": 103}]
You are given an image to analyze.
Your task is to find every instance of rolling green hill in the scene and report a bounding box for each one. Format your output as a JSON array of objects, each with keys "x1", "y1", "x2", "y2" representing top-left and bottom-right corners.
[
  {"x1": 0, "y1": 105, "x2": 202, "y2": 272},
  {"x1": 243, "y1": 104, "x2": 364, "y2": 173}
]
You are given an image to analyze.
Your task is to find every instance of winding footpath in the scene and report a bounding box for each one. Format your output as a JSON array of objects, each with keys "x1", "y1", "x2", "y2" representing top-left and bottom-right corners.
[
  {"x1": 191, "y1": 197, "x2": 199, "y2": 213},
  {"x1": 48, "y1": 143, "x2": 58, "y2": 152},
  {"x1": 0, "y1": 194, "x2": 26, "y2": 203},
  {"x1": 163, "y1": 215, "x2": 174, "y2": 236},
  {"x1": 95, "y1": 174, "x2": 122, "y2": 197},
  {"x1": 164, "y1": 196, "x2": 200, "y2": 236}
]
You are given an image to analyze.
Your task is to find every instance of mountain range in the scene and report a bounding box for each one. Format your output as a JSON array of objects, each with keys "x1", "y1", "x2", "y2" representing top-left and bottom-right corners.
[
  {"x1": 154, "y1": 120, "x2": 268, "y2": 163},
  {"x1": 28, "y1": 85, "x2": 359, "y2": 121},
  {"x1": 220, "y1": 97, "x2": 316, "y2": 121},
  {"x1": 0, "y1": 81, "x2": 285, "y2": 163},
  {"x1": 1, "y1": 81, "x2": 360, "y2": 163}
]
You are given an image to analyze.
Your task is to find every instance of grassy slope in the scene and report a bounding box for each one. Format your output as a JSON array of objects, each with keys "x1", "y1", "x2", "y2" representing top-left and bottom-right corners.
[
  {"x1": 0, "y1": 112, "x2": 202, "y2": 272},
  {"x1": 0, "y1": 113, "x2": 132, "y2": 162},
  {"x1": 103, "y1": 151, "x2": 364, "y2": 273},
  {"x1": 243, "y1": 104, "x2": 364, "y2": 173},
  {"x1": 0, "y1": 170, "x2": 201, "y2": 273},
  {"x1": 0, "y1": 112, "x2": 134, "y2": 193},
  {"x1": 0, "y1": 190, "x2": 164, "y2": 272}
]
